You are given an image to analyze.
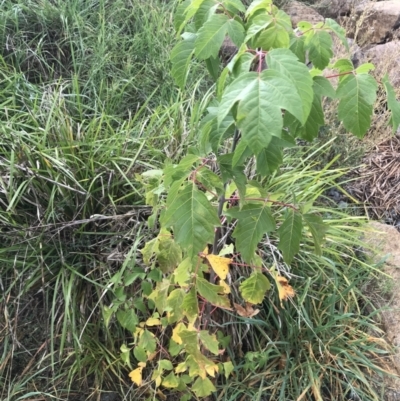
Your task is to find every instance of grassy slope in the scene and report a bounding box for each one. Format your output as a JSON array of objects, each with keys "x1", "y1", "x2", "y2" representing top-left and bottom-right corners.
[{"x1": 0, "y1": 0, "x2": 394, "y2": 400}]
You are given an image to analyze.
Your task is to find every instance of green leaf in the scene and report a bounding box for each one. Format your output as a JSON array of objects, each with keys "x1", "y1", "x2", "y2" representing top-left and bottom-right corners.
[
  {"x1": 102, "y1": 305, "x2": 116, "y2": 328},
  {"x1": 239, "y1": 271, "x2": 271, "y2": 304},
  {"x1": 267, "y1": 48, "x2": 314, "y2": 122},
  {"x1": 324, "y1": 18, "x2": 348, "y2": 50},
  {"x1": 162, "y1": 372, "x2": 180, "y2": 388},
  {"x1": 303, "y1": 213, "x2": 327, "y2": 256},
  {"x1": 159, "y1": 359, "x2": 174, "y2": 371},
  {"x1": 116, "y1": 309, "x2": 138, "y2": 332},
  {"x1": 218, "y1": 153, "x2": 247, "y2": 200},
  {"x1": 170, "y1": 34, "x2": 196, "y2": 90},
  {"x1": 256, "y1": 24, "x2": 290, "y2": 50},
  {"x1": 226, "y1": 19, "x2": 245, "y2": 47},
  {"x1": 134, "y1": 346, "x2": 147, "y2": 363},
  {"x1": 158, "y1": 238, "x2": 182, "y2": 273},
  {"x1": 199, "y1": 331, "x2": 220, "y2": 355},
  {"x1": 196, "y1": 276, "x2": 231, "y2": 308},
  {"x1": 179, "y1": 0, "x2": 209, "y2": 33},
  {"x1": 139, "y1": 329, "x2": 157, "y2": 353},
  {"x1": 312, "y1": 76, "x2": 336, "y2": 98},
  {"x1": 306, "y1": 31, "x2": 333, "y2": 70},
  {"x1": 232, "y1": 140, "x2": 253, "y2": 167},
  {"x1": 173, "y1": 257, "x2": 193, "y2": 286},
  {"x1": 223, "y1": 361, "x2": 234, "y2": 378},
  {"x1": 124, "y1": 267, "x2": 146, "y2": 286},
  {"x1": 256, "y1": 138, "x2": 283, "y2": 176},
  {"x1": 166, "y1": 289, "x2": 185, "y2": 323},
  {"x1": 169, "y1": 338, "x2": 183, "y2": 356},
  {"x1": 194, "y1": 0, "x2": 219, "y2": 30},
  {"x1": 231, "y1": 51, "x2": 255, "y2": 78},
  {"x1": 205, "y1": 55, "x2": 220, "y2": 80},
  {"x1": 192, "y1": 377, "x2": 217, "y2": 397},
  {"x1": 141, "y1": 237, "x2": 159, "y2": 265},
  {"x1": 200, "y1": 111, "x2": 235, "y2": 154},
  {"x1": 225, "y1": 203, "x2": 276, "y2": 263},
  {"x1": 383, "y1": 74, "x2": 400, "y2": 133},
  {"x1": 162, "y1": 183, "x2": 220, "y2": 258},
  {"x1": 120, "y1": 344, "x2": 131, "y2": 366},
  {"x1": 289, "y1": 36, "x2": 306, "y2": 63},
  {"x1": 244, "y1": 14, "x2": 273, "y2": 42},
  {"x1": 195, "y1": 14, "x2": 229, "y2": 60},
  {"x1": 196, "y1": 167, "x2": 225, "y2": 196},
  {"x1": 336, "y1": 74, "x2": 377, "y2": 138},
  {"x1": 333, "y1": 58, "x2": 354, "y2": 75},
  {"x1": 148, "y1": 279, "x2": 170, "y2": 315},
  {"x1": 356, "y1": 62, "x2": 375, "y2": 75},
  {"x1": 285, "y1": 93, "x2": 324, "y2": 141},
  {"x1": 218, "y1": 71, "x2": 303, "y2": 154},
  {"x1": 179, "y1": 329, "x2": 199, "y2": 354},
  {"x1": 277, "y1": 209, "x2": 303, "y2": 264},
  {"x1": 245, "y1": 0, "x2": 273, "y2": 17},
  {"x1": 174, "y1": 0, "x2": 191, "y2": 32},
  {"x1": 223, "y1": 0, "x2": 246, "y2": 13},
  {"x1": 182, "y1": 287, "x2": 199, "y2": 319},
  {"x1": 164, "y1": 154, "x2": 200, "y2": 188}
]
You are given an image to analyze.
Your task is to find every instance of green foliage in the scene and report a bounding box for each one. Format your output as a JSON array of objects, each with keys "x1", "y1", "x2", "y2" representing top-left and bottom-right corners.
[{"x1": 120, "y1": 0, "x2": 400, "y2": 399}]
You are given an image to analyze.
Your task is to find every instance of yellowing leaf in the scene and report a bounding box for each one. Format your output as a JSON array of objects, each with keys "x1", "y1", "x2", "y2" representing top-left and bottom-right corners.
[
  {"x1": 129, "y1": 362, "x2": 146, "y2": 386},
  {"x1": 205, "y1": 254, "x2": 231, "y2": 280},
  {"x1": 162, "y1": 371, "x2": 180, "y2": 388},
  {"x1": 272, "y1": 271, "x2": 295, "y2": 307},
  {"x1": 172, "y1": 323, "x2": 186, "y2": 344},
  {"x1": 233, "y1": 302, "x2": 260, "y2": 318},
  {"x1": 205, "y1": 361, "x2": 219, "y2": 377},
  {"x1": 175, "y1": 361, "x2": 188, "y2": 374},
  {"x1": 145, "y1": 317, "x2": 161, "y2": 326},
  {"x1": 219, "y1": 279, "x2": 231, "y2": 294}
]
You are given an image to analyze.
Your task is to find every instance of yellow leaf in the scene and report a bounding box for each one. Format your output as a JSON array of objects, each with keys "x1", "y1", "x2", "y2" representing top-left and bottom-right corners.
[
  {"x1": 219, "y1": 279, "x2": 231, "y2": 294},
  {"x1": 172, "y1": 322, "x2": 186, "y2": 344},
  {"x1": 205, "y1": 254, "x2": 231, "y2": 280},
  {"x1": 175, "y1": 361, "x2": 188, "y2": 374},
  {"x1": 205, "y1": 361, "x2": 219, "y2": 378},
  {"x1": 272, "y1": 272, "x2": 295, "y2": 308},
  {"x1": 129, "y1": 363, "x2": 146, "y2": 386},
  {"x1": 146, "y1": 317, "x2": 161, "y2": 326},
  {"x1": 133, "y1": 327, "x2": 143, "y2": 341}
]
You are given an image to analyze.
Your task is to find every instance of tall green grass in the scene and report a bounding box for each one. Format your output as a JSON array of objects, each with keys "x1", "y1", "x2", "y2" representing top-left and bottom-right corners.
[{"x1": 0, "y1": 0, "x2": 394, "y2": 400}]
